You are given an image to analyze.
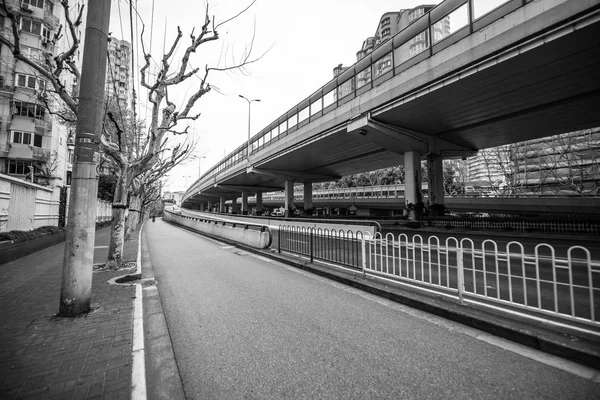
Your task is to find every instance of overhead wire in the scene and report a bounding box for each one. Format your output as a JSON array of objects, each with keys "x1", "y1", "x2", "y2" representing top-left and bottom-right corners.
[{"x1": 128, "y1": 0, "x2": 139, "y2": 158}]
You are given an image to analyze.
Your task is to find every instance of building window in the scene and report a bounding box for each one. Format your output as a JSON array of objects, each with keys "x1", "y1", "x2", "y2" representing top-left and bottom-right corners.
[
  {"x1": 11, "y1": 131, "x2": 33, "y2": 145},
  {"x1": 20, "y1": 19, "x2": 42, "y2": 35},
  {"x1": 381, "y1": 17, "x2": 390, "y2": 27},
  {"x1": 12, "y1": 101, "x2": 45, "y2": 118},
  {"x1": 22, "y1": 0, "x2": 44, "y2": 8},
  {"x1": 409, "y1": 8, "x2": 425, "y2": 22},
  {"x1": 381, "y1": 28, "x2": 391, "y2": 38},
  {"x1": 34, "y1": 134, "x2": 43, "y2": 148},
  {"x1": 6, "y1": 160, "x2": 33, "y2": 175},
  {"x1": 16, "y1": 73, "x2": 41, "y2": 89},
  {"x1": 42, "y1": 25, "x2": 51, "y2": 41}
]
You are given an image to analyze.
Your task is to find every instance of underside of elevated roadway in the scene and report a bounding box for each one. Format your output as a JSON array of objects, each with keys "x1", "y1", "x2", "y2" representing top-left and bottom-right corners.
[{"x1": 183, "y1": 0, "x2": 600, "y2": 207}]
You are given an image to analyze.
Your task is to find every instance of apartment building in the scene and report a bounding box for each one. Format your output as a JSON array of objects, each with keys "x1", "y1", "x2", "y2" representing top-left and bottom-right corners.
[
  {"x1": 105, "y1": 37, "x2": 131, "y2": 108},
  {"x1": 334, "y1": 4, "x2": 448, "y2": 98},
  {"x1": 0, "y1": 0, "x2": 85, "y2": 187}
]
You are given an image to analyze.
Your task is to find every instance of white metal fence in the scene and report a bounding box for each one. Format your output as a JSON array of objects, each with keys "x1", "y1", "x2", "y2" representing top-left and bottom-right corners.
[{"x1": 363, "y1": 233, "x2": 600, "y2": 328}]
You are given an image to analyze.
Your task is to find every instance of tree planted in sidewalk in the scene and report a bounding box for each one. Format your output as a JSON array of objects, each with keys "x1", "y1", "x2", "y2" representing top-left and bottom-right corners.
[{"x1": 99, "y1": 1, "x2": 263, "y2": 268}]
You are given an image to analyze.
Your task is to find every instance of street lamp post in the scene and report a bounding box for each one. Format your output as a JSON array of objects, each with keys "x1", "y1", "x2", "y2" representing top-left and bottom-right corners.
[
  {"x1": 239, "y1": 95, "x2": 260, "y2": 158},
  {"x1": 197, "y1": 155, "x2": 206, "y2": 178}
]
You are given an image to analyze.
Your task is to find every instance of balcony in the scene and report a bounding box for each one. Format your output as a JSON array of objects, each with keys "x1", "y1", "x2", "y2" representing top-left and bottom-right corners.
[
  {"x1": 34, "y1": 117, "x2": 52, "y2": 131},
  {"x1": 44, "y1": 10, "x2": 60, "y2": 30},
  {"x1": 0, "y1": 142, "x2": 9, "y2": 155},
  {"x1": 0, "y1": 83, "x2": 15, "y2": 93},
  {"x1": 32, "y1": 146, "x2": 50, "y2": 159},
  {"x1": 7, "y1": 143, "x2": 33, "y2": 159}
]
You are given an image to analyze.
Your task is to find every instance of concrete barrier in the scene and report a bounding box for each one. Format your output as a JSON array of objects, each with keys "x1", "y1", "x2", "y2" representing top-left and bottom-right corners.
[
  {"x1": 163, "y1": 209, "x2": 271, "y2": 249},
  {"x1": 180, "y1": 210, "x2": 379, "y2": 236}
]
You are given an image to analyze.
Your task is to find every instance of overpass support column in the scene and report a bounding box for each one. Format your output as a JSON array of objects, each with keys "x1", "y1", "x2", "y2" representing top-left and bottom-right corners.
[
  {"x1": 208, "y1": 200, "x2": 213, "y2": 212},
  {"x1": 231, "y1": 197, "x2": 239, "y2": 214},
  {"x1": 200, "y1": 203, "x2": 205, "y2": 212},
  {"x1": 404, "y1": 151, "x2": 422, "y2": 220},
  {"x1": 256, "y1": 192, "x2": 263, "y2": 213},
  {"x1": 284, "y1": 180, "x2": 295, "y2": 217},
  {"x1": 303, "y1": 183, "x2": 313, "y2": 215},
  {"x1": 427, "y1": 155, "x2": 444, "y2": 207},
  {"x1": 219, "y1": 197, "x2": 225, "y2": 213},
  {"x1": 241, "y1": 191, "x2": 248, "y2": 215}
]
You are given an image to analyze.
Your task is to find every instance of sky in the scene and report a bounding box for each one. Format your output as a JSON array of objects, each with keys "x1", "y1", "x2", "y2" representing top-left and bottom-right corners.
[{"x1": 108, "y1": 0, "x2": 449, "y2": 192}]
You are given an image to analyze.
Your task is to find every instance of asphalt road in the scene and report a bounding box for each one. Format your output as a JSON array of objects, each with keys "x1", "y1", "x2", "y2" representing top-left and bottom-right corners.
[{"x1": 145, "y1": 220, "x2": 599, "y2": 399}]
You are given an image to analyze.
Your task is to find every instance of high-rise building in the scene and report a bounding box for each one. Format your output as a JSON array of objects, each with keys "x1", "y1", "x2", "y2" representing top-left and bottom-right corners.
[
  {"x1": 334, "y1": 5, "x2": 449, "y2": 97},
  {"x1": 0, "y1": 0, "x2": 85, "y2": 187},
  {"x1": 105, "y1": 38, "x2": 131, "y2": 108}
]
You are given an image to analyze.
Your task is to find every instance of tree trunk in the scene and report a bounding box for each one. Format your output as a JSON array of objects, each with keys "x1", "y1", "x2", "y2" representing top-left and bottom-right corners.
[
  {"x1": 125, "y1": 195, "x2": 141, "y2": 238},
  {"x1": 106, "y1": 171, "x2": 129, "y2": 270}
]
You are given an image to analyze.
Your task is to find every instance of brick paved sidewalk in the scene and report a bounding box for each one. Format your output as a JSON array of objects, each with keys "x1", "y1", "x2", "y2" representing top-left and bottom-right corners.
[{"x1": 0, "y1": 226, "x2": 141, "y2": 400}]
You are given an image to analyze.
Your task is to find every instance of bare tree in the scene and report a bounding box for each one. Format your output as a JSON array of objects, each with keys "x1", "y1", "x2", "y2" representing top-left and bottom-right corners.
[
  {"x1": 2, "y1": 0, "x2": 265, "y2": 269},
  {"x1": 538, "y1": 129, "x2": 600, "y2": 195},
  {"x1": 99, "y1": 1, "x2": 264, "y2": 268}
]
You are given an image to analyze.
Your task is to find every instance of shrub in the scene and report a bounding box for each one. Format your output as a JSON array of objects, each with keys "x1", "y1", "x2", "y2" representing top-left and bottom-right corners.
[{"x1": 0, "y1": 226, "x2": 65, "y2": 243}]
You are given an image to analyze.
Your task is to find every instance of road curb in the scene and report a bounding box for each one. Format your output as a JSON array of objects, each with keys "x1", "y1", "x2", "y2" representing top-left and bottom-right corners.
[
  {"x1": 131, "y1": 221, "x2": 147, "y2": 400},
  {"x1": 140, "y1": 222, "x2": 187, "y2": 400}
]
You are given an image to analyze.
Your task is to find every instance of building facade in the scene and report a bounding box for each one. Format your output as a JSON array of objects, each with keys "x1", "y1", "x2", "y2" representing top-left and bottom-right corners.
[
  {"x1": 334, "y1": 4, "x2": 448, "y2": 92},
  {"x1": 466, "y1": 129, "x2": 600, "y2": 195},
  {"x1": 163, "y1": 191, "x2": 184, "y2": 205},
  {"x1": 105, "y1": 38, "x2": 131, "y2": 107},
  {"x1": 0, "y1": 0, "x2": 85, "y2": 188}
]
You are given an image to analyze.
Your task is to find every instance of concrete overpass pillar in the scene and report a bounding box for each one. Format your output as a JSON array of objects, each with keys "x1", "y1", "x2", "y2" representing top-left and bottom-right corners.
[
  {"x1": 207, "y1": 200, "x2": 213, "y2": 212},
  {"x1": 231, "y1": 197, "x2": 239, "y2": 214},
  {"x1": 427, "y1": 155, "x2": 444, "y2": 206},
  {"x1": 404, "y1": 151, "x2": 422, "y2": 220},
  {"x1": 303, "y1": 183, "x2": 313, "y2": 215},
  {"x1": 241, "y1": 191, "x2": 248, "y2": 215},
  {"x1": 219, "y1": 197, "x2": 225, "y2": 213},
  {"x1": 284, "y1": 180, "x2": 295, "y2": 217},
  {"x1": 256, "y1": 192, "x2": 263, "y2": 213},
  {"x1": 200, "y1": 203, "x2": 205, "y2": 212}
]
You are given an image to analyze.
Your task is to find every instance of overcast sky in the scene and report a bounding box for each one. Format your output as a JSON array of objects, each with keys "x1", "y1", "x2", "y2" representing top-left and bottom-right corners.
[{"x1": 109, "y1": 0, "x2": 444, "y2": 192}]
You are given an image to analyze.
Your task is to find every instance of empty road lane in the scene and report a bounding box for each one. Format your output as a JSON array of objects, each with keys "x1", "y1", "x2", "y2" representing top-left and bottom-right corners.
[{"x1": 144, "y1": 220, "x2": 599, "y2": 399}]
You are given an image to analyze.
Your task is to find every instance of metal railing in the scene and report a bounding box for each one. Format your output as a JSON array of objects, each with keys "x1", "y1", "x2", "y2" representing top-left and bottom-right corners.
[
  {"x1": 277, "y1": 226, "x2": 600, "y2": 328},
  {"x1": 366, "y1": 233, "x2": 599, "y2": 327},
  {"x1": 279, "y1": 225, "x2": 367, "y2": 268}
]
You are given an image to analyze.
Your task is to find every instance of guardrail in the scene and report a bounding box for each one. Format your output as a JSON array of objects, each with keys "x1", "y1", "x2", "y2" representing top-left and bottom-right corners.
[
  {"x1": 163, "y1": 208, "x2": 272, "y2": 249},
  {"x1": 277, "y1": 225, "x2": 600, "y2": 330},
  {"x1": 183, "y1": 210, "x2": 381, "y2": 236}
]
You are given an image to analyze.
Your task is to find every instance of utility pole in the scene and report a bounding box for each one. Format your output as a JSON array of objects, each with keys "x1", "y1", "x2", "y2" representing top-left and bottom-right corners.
[{"x1": 59, "y1": 0, "x2": 112, "y2": 317}]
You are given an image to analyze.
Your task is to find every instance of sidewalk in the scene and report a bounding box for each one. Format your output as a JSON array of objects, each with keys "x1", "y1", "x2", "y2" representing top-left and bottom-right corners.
[{"x1": 0, "y1": 226, "x2": 141, "y2": 400}]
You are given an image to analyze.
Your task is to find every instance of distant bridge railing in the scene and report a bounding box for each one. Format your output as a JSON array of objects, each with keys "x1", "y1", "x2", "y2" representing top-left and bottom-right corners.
[
  {"x1": 188, "y1": 0, "x2": 539, "y2": 198},
  {"x1": 255, "y1": 184, "x2": 600, "y2": 202}
]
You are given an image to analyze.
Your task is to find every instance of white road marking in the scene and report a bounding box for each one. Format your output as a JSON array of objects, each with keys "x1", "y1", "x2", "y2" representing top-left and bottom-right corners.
[
  {"x1": 131, "y1": 222, "x2": 147, "y2": 400},
  {"x1": 94, "y1": 245, "x2": 109, "y2": 249}
]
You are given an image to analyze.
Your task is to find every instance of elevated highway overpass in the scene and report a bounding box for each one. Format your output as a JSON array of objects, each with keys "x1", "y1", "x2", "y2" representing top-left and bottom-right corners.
[{"x1": 182, "y1": 0, "x2": 600, "y2": 216}]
